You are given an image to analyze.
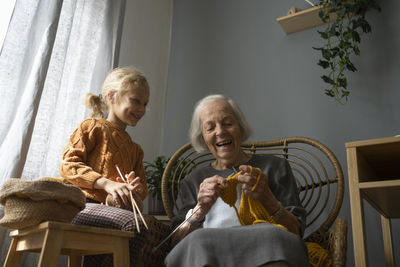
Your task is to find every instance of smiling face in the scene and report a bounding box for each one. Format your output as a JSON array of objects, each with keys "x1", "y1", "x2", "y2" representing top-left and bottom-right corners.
[
  {"x1": 200, "y1": 100, "x2": 244, "y2": 169},
  {"x1": 107, "y1": 85, "x2": 149, "y2": 129}
]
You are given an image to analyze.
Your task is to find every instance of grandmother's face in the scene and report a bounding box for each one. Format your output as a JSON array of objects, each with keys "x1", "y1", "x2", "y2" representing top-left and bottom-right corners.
[{"x1": 200, "y1": 100, "x2": 242, "y2": 161}]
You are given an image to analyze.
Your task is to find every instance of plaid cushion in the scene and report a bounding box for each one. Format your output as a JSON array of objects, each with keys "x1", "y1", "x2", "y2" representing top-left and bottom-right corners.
[{"x1": 72, "y1": 203, "x2": 147, "y2": 267}]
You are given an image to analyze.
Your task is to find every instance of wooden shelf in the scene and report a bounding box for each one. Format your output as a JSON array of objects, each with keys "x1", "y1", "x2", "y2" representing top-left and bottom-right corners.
[
  {"x1": 362, "y1": 181, "x2": 400, "y2": 218},
  {"x1": 359, "y1": 179, "x2": 400, "y2": 189},
  {"x1": 277, "y1": 5, "x2": 336, "y2": 35}
]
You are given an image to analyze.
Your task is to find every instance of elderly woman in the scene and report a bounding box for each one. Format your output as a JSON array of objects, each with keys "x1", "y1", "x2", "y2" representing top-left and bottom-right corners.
[{"x1": 165, "y1": 95, "x2": 309, "y2": 267}]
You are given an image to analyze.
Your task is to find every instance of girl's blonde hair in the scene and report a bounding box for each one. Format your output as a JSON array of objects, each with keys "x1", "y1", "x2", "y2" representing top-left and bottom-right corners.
[{"x1": 85, "y1": 66, "x2": 149, "y2": 118}]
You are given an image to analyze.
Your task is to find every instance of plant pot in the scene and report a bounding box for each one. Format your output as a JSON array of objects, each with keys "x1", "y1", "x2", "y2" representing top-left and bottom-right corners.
[{"x1": 148, "y1": 194, "x2": 166, "y2": 215}]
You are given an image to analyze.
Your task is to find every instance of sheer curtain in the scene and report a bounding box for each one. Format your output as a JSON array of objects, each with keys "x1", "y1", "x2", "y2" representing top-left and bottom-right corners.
[
  {"x1": 0, "y1": 0, "x2": 126, "y2": 264},
  {"x1": 0, "y1": 0, "x2": 126, "y2": 182}
]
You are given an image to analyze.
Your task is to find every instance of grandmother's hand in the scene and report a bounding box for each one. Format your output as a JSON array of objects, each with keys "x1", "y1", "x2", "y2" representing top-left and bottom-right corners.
[
  {"x1": 194, "y1": 175, "x2": 228, "y2": 221},
  {"x1": 237, "y1": 165, "x2": 280, "y2": 211}
]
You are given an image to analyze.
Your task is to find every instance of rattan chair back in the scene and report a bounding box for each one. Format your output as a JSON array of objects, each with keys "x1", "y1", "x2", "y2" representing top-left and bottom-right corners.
[{"x1": 161, "y1": 136, "x2": 344, "y2": 240}]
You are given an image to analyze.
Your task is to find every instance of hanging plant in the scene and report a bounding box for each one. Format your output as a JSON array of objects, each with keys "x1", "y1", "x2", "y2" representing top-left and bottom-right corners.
[{"x1": 313, "y1": 0, "x2": 380, "y2": 104}]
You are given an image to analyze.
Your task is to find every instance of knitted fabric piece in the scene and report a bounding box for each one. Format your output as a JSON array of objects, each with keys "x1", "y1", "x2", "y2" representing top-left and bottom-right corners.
[
  {"x1": 220, "y1": 170, "x2": 285, "y2": 229},
  {"x1": 220, "y1": 167, "x2": 331, "y2": 267},
  {"x1": 306, "y1": 242, "x2": 332, "y2": 267}
]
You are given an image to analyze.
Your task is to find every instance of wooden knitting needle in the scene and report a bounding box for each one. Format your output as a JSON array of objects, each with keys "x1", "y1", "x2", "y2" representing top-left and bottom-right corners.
[
  {"x1": 116, "y1": 165, "x2": 140, "y2": 232},
  {"x1": 128, "y1": 190, "x2": 149, "y2": 230},
  {"x1": 120, "y1": 170, "x2": 149, "y2": 230},
  {"x1": 115, "y1": 165, "x2": 148, "y2": 231}
]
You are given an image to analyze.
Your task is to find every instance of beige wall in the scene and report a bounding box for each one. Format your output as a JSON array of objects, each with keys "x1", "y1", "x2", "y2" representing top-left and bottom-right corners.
[
  {"x1": 118, "y1": 0, "x2": 172, "y2": 212},
  {"x1": 118, "y1": 0, "x2": 172, "y2": 163}
]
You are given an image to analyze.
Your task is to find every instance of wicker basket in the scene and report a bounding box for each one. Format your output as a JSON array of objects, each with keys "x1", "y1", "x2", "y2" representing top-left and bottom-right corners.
[{"x1": 0, "y1": 177, "x2": 86, "y2": 229}]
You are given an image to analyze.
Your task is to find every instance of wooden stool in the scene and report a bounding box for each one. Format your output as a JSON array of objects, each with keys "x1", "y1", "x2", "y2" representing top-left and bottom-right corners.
[{"x1": 3, "y1": 221, "x2": 134, "y2": 267}]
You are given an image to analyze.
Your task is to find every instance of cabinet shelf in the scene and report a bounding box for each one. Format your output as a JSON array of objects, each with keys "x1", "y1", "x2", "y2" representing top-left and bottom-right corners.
[
  {"x1": 276, "y1": 5, "x2": 335, "y2": 35},
  {"x1": 359, "y1": 179, "x2": 400, "y2": 189},
  {"x1": 359, "y1": 178, "x2": 400, "y2": 218}
]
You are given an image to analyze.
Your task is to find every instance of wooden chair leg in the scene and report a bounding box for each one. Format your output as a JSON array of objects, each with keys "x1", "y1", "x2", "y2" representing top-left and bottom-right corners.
[
  {"x1": 68, "y1": 252, "x2": 82, "y2": 267},
  {"x1": 4, "y1": 238, "x2": 23, "y2": 267},
  {"x1": 38, "y1": 229, "x2": 64, "y2": 267},
  {"x1": 113, "y1": 237, "x2": 130, "y2": 267},
  {"x1": 381, "y1": 215, "x2": 395, "y2": 267}
]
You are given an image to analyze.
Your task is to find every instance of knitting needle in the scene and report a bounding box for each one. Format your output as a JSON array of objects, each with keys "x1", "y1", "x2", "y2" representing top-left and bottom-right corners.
[
  {"x1": 152, "y1": 204, "x2": 202, "y2": 252},
  {"x1": 305, "y1": 0, "x2": 315, "y2": 7},
  {"x1": 115, "y1": 165, "x2": 148, "y2": 230},
  {"x1": 232, "y1": 166, "x2": 238, "y2": 175},
  {"x1": 129, "y1": 190, "x2": 149, "y2": 230},
  {"x1": 115, "y1": 165, "x2": 141, "y2": 232},
  {"x1": 153, "y1": 168, "x2": 237, "y2": 251}
]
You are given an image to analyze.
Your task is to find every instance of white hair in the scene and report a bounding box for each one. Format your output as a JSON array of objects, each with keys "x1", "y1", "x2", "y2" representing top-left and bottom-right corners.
[{"x1": 189, "y1": 94, "x2": 253, "y2": 152}]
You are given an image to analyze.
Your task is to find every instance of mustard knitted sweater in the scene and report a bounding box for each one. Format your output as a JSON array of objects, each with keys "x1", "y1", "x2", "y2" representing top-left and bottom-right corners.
[{"x1": 60, "y1": 118, "x2": 147, "y2": 203}]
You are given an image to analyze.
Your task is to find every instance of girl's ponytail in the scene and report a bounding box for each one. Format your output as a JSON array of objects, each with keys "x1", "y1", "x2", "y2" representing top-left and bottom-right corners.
[{"x1": 84, "y1": 93, "x2": 106, "y2": 118}]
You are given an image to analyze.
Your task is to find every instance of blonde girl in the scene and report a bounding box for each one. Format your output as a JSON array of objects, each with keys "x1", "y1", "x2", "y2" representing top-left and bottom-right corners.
[{"x1": 60, "y1": 66, "x2": 150, "y2": 266}]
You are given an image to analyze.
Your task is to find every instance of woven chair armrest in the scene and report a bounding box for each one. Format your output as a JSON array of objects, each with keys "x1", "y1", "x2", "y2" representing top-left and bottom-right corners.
[
  {"x1": 141, "y1": 215, "x2": 172, "y2": 267},
  {"x1": 328, "y1": 218, "x2": 348, "y2": 267}
]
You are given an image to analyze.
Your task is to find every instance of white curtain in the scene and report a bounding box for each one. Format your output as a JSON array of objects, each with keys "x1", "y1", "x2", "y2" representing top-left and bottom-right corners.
[
  {"x1": 0, "y1": 0, "x2": 126, "y2": 264},
  {"x1": 0, "y1": 0, "x2": 126, "y2": 182}
]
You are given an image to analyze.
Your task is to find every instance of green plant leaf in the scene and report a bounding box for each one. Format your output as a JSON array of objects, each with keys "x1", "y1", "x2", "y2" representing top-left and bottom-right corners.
[
  {"x1": 338, "y1": 77, "x2": 347, "y2": 89},
  {"x1": 318, "y1": 60, "x2": 330, "y2": 69},
  {"x1": 331, "y1": 47, "x2": 340, "y2": 57},
  {"x1": 317, "y1": 30, "x2": 330, "y2": 40},
  {"x1": 338, "y1": 7, "x2": 346, "y2": 19},
  {"x1": 325, "y1": 89, "x2": 335, "y2": 97},
  {"x1": 321, "y1": 75, "x2": 335, "y2": 85},
  {"x1": 315, "y1": 0, "x2": 381, "y2": 103},
  {"x1": 346, "y1": 62, "x2": 357, "y2": 72},
  {"x1": 329, "y1": 23, "x2": 337, "y2": 36},
  {"x1": 352, "y1": 30, "x2": 361, "y2": 42},
  {"x1": 144, "y1": 155, "x2": 195, "y2": 200},
  {"x1": 353, "y1": 43, "x2": 360, "y2": 56},
  {"x1": 318, "y1": 10, "x2": 325, "y2": 20},
  {"x1": 322, "y1": 49, "x2": 332, "y2": 60},
  {"x1": 343, "y1": 30, "x2": 352, "y2": 41}
]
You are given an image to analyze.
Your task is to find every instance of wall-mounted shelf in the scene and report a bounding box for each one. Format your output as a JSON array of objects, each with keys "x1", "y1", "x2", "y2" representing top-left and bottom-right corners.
[{"x1": 277, "y1": 5, "x2": 336, "y2": 35}]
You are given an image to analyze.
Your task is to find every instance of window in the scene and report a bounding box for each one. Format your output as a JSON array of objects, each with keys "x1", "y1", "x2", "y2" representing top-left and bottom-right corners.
[{"x1": 0, "y1": 0, "x2": 16, "y2": 50}]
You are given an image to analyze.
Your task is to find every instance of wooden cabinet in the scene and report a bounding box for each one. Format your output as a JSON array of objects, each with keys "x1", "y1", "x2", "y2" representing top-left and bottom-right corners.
[{"x1": 346, "y1": 136, "x2": 400, "y2": 267}]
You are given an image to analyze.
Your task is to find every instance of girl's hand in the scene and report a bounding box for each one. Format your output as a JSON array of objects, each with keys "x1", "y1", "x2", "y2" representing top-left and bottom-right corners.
[
  {"x1": 123, "y1": 171, "x2": 145, "y2": 195},
  {"x1": 194, "y1": 175, "x2": 228, "y2": 221},
  {"x1": 96, "y1": 178, "x2": 134, "y2": 207}
]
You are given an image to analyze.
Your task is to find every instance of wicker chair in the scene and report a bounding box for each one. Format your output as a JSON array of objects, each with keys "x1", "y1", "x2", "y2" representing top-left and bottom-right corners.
[{"x1": 142, "y1": 136, "x2": 347, "y2": 267}]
